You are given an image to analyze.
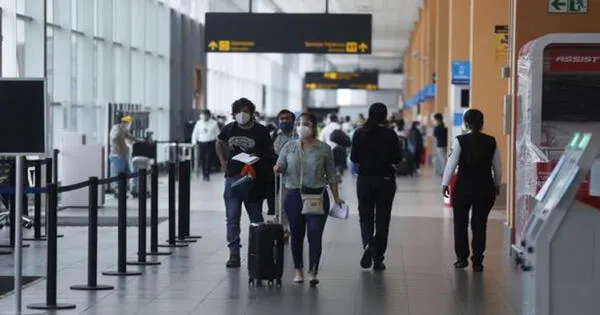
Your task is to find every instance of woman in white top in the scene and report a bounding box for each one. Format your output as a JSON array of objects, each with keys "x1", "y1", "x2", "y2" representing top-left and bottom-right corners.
[{"x1": 442, "y1": 109, "x2": 501, "y2": 272}]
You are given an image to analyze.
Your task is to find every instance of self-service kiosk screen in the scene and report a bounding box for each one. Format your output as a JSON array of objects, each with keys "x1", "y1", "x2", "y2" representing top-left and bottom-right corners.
[{"x1": 542, "y1": 44, "x2": 600, "y2": 122}]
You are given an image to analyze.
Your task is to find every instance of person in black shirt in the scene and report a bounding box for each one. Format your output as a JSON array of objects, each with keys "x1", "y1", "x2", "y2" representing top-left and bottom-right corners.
[
  {"x1": 408, "y1": 121, "x2": 424, "y2": 173},
  {"x1": 351, "y1": 103, "x2": 402, "y2": 271},
  {"x1": 216, "y1": 98, "x2": 274, "y2": 268},
  {"x1": 442, "y1": 109, "x2": 501, "y2": 272},
  {"x1": 433, "y1": 113, "x2": 448, "y2": 176}
]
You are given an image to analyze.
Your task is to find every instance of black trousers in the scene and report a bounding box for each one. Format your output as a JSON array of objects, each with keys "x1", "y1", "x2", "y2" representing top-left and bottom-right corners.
[
  {"x1": 451, "y1": 182, "x2": 496, "y2": 264},
  {"x1": 197, "y1": 141, "x2": 216, "y2": 178},
  {"x1": 357, "y1": 176, "x2": 396, "y2": 262}
]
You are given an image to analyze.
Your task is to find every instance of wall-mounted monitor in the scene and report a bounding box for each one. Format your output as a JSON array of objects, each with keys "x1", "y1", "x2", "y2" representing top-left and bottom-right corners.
[{"x1": 0, "y1": 78, "x2": 46, "y2": 155}]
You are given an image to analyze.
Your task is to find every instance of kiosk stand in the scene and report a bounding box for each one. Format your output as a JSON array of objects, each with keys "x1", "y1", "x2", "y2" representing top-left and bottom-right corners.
[
  {"x1": 521, "y1": 133, "x2": 600, "y2": 315},
  {"x1": 513, "y1": 34, "x2": 600, "y2": 255}
]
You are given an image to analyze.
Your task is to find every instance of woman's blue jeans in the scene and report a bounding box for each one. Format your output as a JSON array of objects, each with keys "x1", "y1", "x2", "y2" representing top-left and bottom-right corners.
[{"x1": 285, "y1": 189, "x2": 329, "y2": 271}]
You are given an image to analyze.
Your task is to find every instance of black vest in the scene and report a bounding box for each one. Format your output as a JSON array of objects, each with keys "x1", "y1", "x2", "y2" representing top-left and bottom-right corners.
[{"x1": 456, "y1": 132, "x2": 496, "y2": 186}]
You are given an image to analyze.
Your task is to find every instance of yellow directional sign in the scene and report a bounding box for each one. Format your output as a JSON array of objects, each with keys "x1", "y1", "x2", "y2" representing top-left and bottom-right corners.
[
  {"x1": 218, "y1": 40, "x2": 231, "y2": 52},
  {"x1": 208, "y1": 41, "x2": 218, "y2": 51},
  {"x1": 323, "y1": 72, "x2": 338, "y2": 80},
  {"x1": 358, "y1": 43, "x2": 369, "y2": 53},
  {"x1": 346, "y1": 42, "x2": 358, "y2": 53}
]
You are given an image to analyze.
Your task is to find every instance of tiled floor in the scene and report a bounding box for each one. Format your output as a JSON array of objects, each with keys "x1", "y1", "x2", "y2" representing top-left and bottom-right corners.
[{"x1": 0, "y1": 170, "x2": 522, "y2": 314}]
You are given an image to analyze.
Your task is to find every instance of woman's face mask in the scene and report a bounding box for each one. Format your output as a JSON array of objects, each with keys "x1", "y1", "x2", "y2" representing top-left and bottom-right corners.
[{"x1": 296, "y1": 120, "x2": 314, "y2": 139}]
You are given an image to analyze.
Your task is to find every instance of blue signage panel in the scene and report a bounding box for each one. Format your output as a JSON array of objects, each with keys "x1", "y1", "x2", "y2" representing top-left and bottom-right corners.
[
  {"x1": 424, "y1": 84, "x2": 436, "y2": 98},
  {"x1": 453, "y1": 113, "x2": 464, "y2": 127},
  {"x1": 451, "y1": 61, "x2": 470, "y2": 85}
]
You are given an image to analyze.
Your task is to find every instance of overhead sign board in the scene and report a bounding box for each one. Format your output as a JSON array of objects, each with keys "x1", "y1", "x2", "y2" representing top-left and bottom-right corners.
[
  {"x1": 205, "y1": 13, "x2": 372, "y2": 54},
  {"x1": 548, "y1": 0, "x2": 588, "y2": 13},
  {"x1": 451, "y1": 61, "x2": 471, "y2": 85},
  {"x1": 0, "y1": 78, "x2": 47, "y2": 155},
  {"x1": 304, "y1": 72, "x2": 378, "y2": 90}
]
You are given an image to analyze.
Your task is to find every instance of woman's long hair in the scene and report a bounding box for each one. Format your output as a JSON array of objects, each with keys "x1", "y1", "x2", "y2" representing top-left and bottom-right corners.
[
  {"x1": 364, "y1": 103, "x2": 388, "y2": 129},
  {"x1": 463, "y1": 109, "x2": 485, "y2": 165}
]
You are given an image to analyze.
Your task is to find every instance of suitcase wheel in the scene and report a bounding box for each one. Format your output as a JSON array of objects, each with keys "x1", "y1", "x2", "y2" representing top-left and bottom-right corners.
[
  {"x1": 267, "y1": 280, "x2": 274, "y2": 288},
  {"x1": 276, "y1": 279, "x2": 282, "y2": 287},
  {"x1": 249, "y1": 278, "x2": 254, "y2": 286},
  {"x1": 256, "y1": 280, "x2": 263, "y2": 287}
]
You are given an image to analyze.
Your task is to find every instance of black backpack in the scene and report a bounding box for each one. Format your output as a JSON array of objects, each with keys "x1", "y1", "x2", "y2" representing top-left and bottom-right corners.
[{"x1": 330, "y1": 129, "x2": 351, "y2": 147}]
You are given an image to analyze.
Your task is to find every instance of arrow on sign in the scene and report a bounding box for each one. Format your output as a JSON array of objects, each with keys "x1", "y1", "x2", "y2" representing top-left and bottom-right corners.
[
  {"x1": 208, "y1": 41, "x2": 218, "y2": 51},
  {"x1": 358, "y1": 43, "x2": 369, "y2": 53},
  {"x1": 551, "y1": 0, "x2": 566, "y2": 10}
]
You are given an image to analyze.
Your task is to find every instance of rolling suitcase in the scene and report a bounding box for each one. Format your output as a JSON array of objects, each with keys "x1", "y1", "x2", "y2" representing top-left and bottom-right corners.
[{"x1": 248, "y1": 174, "x2": 284, "y2": 287}]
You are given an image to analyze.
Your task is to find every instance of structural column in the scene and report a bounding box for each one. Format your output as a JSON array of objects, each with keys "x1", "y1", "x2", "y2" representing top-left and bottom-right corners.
[
  {"x1": 469, "y1": 0, "x2": 509, "y2": 200},
  {"x1": 434, "y1": 0, "x2": 449, "y2": 115}
]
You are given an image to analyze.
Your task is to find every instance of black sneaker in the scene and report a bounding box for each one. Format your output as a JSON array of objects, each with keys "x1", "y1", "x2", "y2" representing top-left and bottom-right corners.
[
  {"x1": 360, "y1": 245, "x2": 374, "y2": 269},
  {"x1": 226, "y1": 254, "x2": 241, "y2": 268},
  {"x1": 454, "y1": 259, "x2": 468, "y2": 269},
  {"x1": 373, "y1": 261, "x2": 386, "y2": 271},
  {"x1": 472, "y1": 264, "x2": 484, "y2": 272}
]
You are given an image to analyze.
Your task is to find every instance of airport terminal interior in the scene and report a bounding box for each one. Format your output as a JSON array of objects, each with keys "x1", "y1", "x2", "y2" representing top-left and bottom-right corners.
[{"x1": 1, "y1": 0, "x2": 600, "y2": 314}]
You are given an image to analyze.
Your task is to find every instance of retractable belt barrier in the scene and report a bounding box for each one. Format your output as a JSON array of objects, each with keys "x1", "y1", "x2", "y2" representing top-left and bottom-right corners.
[{"x1": 0, "y1": 152, "x2": 201, "y2": 311}]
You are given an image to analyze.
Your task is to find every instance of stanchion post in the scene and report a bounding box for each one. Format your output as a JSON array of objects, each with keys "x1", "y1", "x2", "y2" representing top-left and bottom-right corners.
[
  {"x1": 128, "y1": 169, "x2": 160, "y2": 266},
  {"x1": 181, "y1": 159, "x2": 201, "y2": 240},
  {"x1": 177, "y1": 160, "x2": 195, "y2": 244},
  {"x1": 70, "y1": 177, "x2": 114, "y2": 291},
  {"x1": 45, "y1": 156, "x2": 63, "y2": 239},
  {"x1": 147, "y1": 164, "x2": 171, "y2": 256},
  {"x1": 27, "y1": 183, "x2": 76, "y2": 310},
  {"x1": 102, "y1": 173, "x2": 142, "y2": 276},
  {"x1": 159, "y1": 162, "x2": 187, "y2": 248}
]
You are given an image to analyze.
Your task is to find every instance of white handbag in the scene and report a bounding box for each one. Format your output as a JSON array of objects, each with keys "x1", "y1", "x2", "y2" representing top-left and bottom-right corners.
[{"x1": 298, "y1": 141, "x2": 326, "y2": 216}]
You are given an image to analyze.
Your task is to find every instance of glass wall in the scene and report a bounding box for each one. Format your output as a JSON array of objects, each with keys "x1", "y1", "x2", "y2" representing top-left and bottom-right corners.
[{"x1": 7, "y1": 0, "x2": 171, "y2": 151}]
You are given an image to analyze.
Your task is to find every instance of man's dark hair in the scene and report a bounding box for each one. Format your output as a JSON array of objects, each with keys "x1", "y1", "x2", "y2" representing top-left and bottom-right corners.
[
  {"x1": 277, "y1": 109, "x2": 296, "y2": 121},
  {"x1": 231, "y1": 98, "x2": 256, "y2": 114},
  {"x1": 345, "y1": 116, "x2": 351, "y2": 122},
  {"x1": 201, "y1": 109, "x2": 211, "y2": 116},
  {"x1": 329, "y1": 115, "x2": 339, "y2": 122},
  {"x1": 433, "y1": 113, "x2": 444, "y2": 122}
]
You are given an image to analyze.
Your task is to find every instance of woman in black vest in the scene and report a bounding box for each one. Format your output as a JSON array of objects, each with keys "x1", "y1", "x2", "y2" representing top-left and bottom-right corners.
[{"x1": 442, "y1": 109, "x2": 501, "y2": 272}]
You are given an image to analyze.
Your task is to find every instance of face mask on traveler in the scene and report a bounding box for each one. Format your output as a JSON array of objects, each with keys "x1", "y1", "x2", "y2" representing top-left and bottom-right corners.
[
  {"x1": 278, "y1": 121, "x2": 294, "y2": 132},
  {"x1": 297, "y1": 126, "x2": 313, "y2": 138},
  {"x1": 235, "y1": 112, "x2": 251, "y2": 125}
]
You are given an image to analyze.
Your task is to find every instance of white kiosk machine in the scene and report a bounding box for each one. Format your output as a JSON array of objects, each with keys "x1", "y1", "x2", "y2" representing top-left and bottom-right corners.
[{"x1": 521, "y1": 133, "x2": 600, "y2": 315}]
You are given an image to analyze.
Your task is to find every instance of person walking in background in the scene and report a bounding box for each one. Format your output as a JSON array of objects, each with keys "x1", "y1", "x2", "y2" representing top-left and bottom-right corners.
[
  {"x1": 192, "y1": 109, "x2": 220, "y2": 181},
  {"x1": 351, "y1": 103, "x2": 402, "y2": 271},
  {"x1": 109, "y1": 114, "x2": 142, "y2": 196},
  {"x1": 408, "y1": 121, "x2": 424, "y2": 174},
  {"x1": 342, "y1": 116, "x2": 353, "y2": 135},
  {"x1": 274, "y1": 112, "x2": 343, "y2": 287},
  {"x1": 433, "y1": 113, "x2": 449, "y2": 176},
  {"x1": 216, "y1": 98, "x2": 274, "y2": 268},
  {"x1": 319, "y1": 114, "x2": 342, "y2": 148},
  {"x1": 442, "y1": 109, "x2": 501, "y2": 272}
]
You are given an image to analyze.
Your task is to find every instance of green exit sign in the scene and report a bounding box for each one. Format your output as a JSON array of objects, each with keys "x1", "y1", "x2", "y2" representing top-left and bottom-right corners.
[{"x1": 549, "y1": 0, "x2": 588, "y2": 13}]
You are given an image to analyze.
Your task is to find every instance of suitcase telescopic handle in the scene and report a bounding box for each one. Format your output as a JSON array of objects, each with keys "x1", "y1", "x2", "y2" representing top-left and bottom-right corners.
[{"x1": 275, "y1": 173, "x2": 283, "y2": 225}]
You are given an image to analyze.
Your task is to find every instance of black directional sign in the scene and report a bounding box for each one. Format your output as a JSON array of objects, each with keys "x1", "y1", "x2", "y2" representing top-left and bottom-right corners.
[
  {"x1": 205, "y1": 13, "x2": 372, "y2": 54},
  {"x1": 304, "y1": 72, "x2": 378, "y2": 90}
]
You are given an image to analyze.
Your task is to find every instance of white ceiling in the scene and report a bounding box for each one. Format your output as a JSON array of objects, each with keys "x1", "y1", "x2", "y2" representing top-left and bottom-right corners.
[{"x1": 271, "y1": 0, "x2": 421, "y2": 72}]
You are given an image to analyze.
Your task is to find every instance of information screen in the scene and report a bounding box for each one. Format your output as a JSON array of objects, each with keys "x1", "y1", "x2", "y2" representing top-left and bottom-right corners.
[
  {"x1": 542, "y1": 44, "x2": 600, "y2": 122},
  {"x1": 0, "y1": 79, "x2": 46, "y2": 154}
]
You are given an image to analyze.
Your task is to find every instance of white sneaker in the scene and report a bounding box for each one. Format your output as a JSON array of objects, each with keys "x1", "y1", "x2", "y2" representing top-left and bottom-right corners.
[{"x1": 293, "y1": 269, "x2": 304, "y2": 283}]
